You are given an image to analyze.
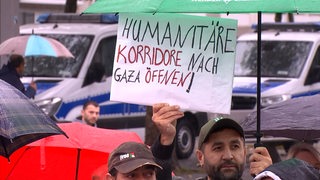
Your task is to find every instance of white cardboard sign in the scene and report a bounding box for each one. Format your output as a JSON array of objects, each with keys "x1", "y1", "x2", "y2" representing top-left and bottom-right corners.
[{"x1": 110, "y1": 13, "x2": 237, "y2": 114}]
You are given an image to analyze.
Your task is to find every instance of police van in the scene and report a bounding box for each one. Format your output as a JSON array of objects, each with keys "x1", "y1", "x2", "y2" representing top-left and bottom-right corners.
[
  {"x1": 20, "y1": 13, "x2": 208, "y2": 159},
  {"x1": 229, "y1": 22, "x2": 320, "y2": 121}
]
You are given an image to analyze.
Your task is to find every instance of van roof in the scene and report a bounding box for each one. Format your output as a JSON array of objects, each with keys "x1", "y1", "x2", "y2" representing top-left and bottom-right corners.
[
  {"x1": 239, "y1": 22, "x2": 320, "y2": 42},
  {"x1": 252, "y1": 22, "x2": 320, "y2": 32},
  {"x1": 20, "y1": 23, "x2": 118, "y2": 35},
  {"x1": 238, "y1": 31, "x2": 320, "y2": 42},
  {"x1": 20, "y1": 13, "x2": 118, "y2": 35},
  {"x1": 36, "y1": 13, "x2": 118, "y2": 24}
]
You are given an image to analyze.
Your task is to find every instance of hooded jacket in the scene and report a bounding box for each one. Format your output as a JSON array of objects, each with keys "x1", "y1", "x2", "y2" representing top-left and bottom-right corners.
[{"x1": 0, "y1": 65, "x2": 36, "y2": 98}]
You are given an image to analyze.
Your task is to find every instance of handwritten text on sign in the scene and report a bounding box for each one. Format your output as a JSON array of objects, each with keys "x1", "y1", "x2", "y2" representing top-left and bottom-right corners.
[{"x1": 110, "y1": 13, "x2": 237, "y2": 114}]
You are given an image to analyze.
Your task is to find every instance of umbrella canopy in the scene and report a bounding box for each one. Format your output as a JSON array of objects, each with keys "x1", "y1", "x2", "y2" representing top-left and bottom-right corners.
[
  {"x1": 84, "y1": 0, "x2": 320, "y2": 14},
  {"x1": 0, "y1": 122, "x2": 142, "y2": 180},
  {"x1": 0, "y1": 34, "x2": 73, "y2": 58},
  {"x1": 239, "y1": 94, "x2": 320, "y2": 141},
  {"x1": 0, "y1": 79, "x2": 66, "y2": 158}
]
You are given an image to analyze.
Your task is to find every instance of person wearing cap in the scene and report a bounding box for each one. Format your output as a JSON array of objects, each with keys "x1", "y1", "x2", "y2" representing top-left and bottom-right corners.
[
  {"x1": 196, "y1": 117, "x2": 272, "y2": 180},
  {"x1": 106, "y1": 103, "x2": 184, "y2": 180},
  {"x1": 107, "y1": 142, "x2": 163, "y2": 180}
]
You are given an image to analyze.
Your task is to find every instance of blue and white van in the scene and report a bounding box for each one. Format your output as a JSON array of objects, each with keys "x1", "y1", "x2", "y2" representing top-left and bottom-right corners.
[
  {"x1": 229, "y1": 22, "x2": 320, "y2": 121},
  {"x1": 19, "y1": 13, "x2": 208, "y2": 159}
]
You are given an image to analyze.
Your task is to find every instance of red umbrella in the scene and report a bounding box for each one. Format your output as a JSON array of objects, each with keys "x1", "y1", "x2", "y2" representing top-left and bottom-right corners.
[{"x1": 0, "y1": 122, "x2": 142, "y2": 180}]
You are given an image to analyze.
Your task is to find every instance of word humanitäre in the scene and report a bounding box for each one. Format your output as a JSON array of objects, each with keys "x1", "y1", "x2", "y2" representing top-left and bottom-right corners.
[{"x1": 121, "y1": 17, "x2": 236, "y2": 54}]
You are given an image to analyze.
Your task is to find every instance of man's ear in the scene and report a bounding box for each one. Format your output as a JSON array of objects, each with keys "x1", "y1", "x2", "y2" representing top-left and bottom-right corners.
[
  {"x1": 196, "y1": 149, "x2": 204, "y2": 167},
  {"x1": 81, "y1": 109, "x2": 84, "y2": 117},
  {"x1": 106, "y1": 173, "x2": 115, "y2": 180}
]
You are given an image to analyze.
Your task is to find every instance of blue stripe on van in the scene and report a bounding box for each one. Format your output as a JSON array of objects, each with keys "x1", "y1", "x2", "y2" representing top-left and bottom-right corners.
[
  {"x1": 56, "y1": 93, "x2": 110, "y2": 118},
  {"x1": 233, "y1": 81, "x2": 287, "y2": 94},
  {"x1": 126, "y1": 104, "x2": 146, "y2": 114},
  {"x1": 56, "y1": 93, "x2": 146, "y2": 119},
  {"x1": 24, "y1": 81, "x2": 59, "y2": 95},
  {"x1": 24, "y1": 81, "x2": 145, "y2": 119},
  {"x1": 292, "y1": 90, "x2": 320, "y2": 98},
  {"x1": 36, "y1": 82, "x2": 59, "y2": 94},
  {"x1": 99, "y1": 103, "x2": 146, "y2": 115},
  {"x1": 99, "y1": 103, "x2": 125, "y2": 115}
]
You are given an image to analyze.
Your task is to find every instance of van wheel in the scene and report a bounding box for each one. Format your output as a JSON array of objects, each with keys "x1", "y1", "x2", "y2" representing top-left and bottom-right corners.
[{"x1": 175, "y1": 120, "x2": 195, "y2": 159}]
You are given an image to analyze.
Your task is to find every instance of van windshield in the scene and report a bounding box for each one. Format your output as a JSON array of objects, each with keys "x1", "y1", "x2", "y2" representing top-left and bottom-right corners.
[
  {"x1": 23, "y1": 34, "x2": 93, "y2": 78},
  {"x1": 234, "y1": 41, "x2": 312, "y2": 78}
]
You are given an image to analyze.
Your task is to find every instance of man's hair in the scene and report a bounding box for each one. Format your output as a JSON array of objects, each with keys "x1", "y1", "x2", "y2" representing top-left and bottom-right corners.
[
  {"x1": 8, "y1": 54, "x2": 24, "y2": 69},
  {"x1": 109, "y1": 168, "x2": 117, "y2": 177},
  {"x1": 82, "y1": 100, "x2": 99, "y2": 110}
]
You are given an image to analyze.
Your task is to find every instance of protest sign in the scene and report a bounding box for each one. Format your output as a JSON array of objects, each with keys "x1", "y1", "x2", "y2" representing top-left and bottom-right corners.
[{"x1": 110, "y1": 13, "x2": 237, "y2": 114}]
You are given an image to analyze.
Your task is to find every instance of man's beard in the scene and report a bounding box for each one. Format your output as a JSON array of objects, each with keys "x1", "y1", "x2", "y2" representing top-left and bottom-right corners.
[{"x1": 204, "y1": 159, "x2": 244, "y2": 180}]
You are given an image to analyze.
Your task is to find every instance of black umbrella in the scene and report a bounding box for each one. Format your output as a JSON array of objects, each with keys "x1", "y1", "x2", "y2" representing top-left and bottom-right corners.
[
  {"x1": 0, "y1": 79, "x2": 67, "y2": 159},
  {"x1": 240, "y1": 94, "x2": 320, "y2": 141}
]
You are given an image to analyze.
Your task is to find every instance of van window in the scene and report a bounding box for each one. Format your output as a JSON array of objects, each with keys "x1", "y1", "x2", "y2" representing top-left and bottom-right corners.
[
  {"x1": 23, "y1": 34, "x2": 93, "y2": 78},
  {"x1": 311, "y1": 47, "x2": 320, "y2": 66},
  {"x1": 83, "y1": 36, "x2": 117, "y2": 86},
  {"x1": 305, "y1": 46, "x2": 320, "y2": 85},
  {"x1": 234, "y1": 41, "x2": 312, "y2": 78},
  {"x1": 92, "y1": 36, "x2": 117, "y2": 77}
]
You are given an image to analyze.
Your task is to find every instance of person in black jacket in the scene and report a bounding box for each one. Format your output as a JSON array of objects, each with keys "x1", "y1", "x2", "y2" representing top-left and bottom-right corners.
[{"x1": 0, "y1": 54, "x2": 37, "y2": 98}]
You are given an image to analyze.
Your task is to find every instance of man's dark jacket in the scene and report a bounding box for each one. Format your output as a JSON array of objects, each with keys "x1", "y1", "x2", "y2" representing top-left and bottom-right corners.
[{"x1": 0, "y1": 65, "x2": 36, "y2": 98}]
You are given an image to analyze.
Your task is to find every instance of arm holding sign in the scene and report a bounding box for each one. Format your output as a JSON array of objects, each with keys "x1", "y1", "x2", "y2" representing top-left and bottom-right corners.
[
  {"x1": 151, "y1": 103, "x2": 184, "y2": 180},
  {"x1": 152, "y1": 103, "x2": 184, "y2": 145}
]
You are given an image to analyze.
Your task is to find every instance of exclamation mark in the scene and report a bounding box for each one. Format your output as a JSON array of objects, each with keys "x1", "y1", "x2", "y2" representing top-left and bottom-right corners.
[{"x1": 186, "y1": 72, "x2": 195, "y2": 93}]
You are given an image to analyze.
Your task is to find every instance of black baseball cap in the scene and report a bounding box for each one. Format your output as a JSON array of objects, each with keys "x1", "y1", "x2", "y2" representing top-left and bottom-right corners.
[
  {"x1": 108, "y1": 142, "x2": 162, "y2": 174},
  {"x1": 198, "y1": 117, "x2": 245, "y2": 149}
]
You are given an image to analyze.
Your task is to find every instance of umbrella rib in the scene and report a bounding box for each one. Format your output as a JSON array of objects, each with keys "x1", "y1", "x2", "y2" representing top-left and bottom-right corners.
[
  {"x1": 75, "y1": 148, "x2": 81, "y2": 180},
  {"x1": 7, "y1": 147, "x2": 32, "y2": 178},
  {"x1": 153, "y1": 0, "x2": 166, "y2": 14}
]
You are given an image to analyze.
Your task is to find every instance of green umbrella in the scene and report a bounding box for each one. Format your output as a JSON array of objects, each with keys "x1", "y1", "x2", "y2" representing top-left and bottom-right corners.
[
  {"x1": 83, "y1": 0, "x2": 320, "y2": 147},
  {"x1": 84, "y1": 0, "x2": 320, "y2": 14}
]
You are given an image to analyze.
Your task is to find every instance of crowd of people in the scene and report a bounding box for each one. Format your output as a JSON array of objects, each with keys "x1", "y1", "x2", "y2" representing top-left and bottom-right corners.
[{"x1": 100, "y1": 103, "x2": 320, "y2": 180}]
